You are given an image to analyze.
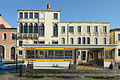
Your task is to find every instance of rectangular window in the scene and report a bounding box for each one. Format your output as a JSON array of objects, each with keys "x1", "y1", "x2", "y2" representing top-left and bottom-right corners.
[
  {"x1": 12, "y1": 33, "x2": 16, "y2": 40},
  {"x1": 78, "y1": 26, "x2": 81, "y2": 32},
  {"x1": 40, "y1": 13, "x2": 45, "y2": 19},
  {"x1": 103, "y1": 26, "x2": 107, "y2": 32},
  {"x1": 52, "y1": 41, "x2": 58, "y2": 44},
  {"x1": 30, "y1": 12, "x2": 33, "y2": 18},
  {"x1": 19, "y1": 12, "x2": 23, "y2": 18},
  {"x1": 38, "y1": 41, "x2": 45, "y2": 44},
  {"x1": 3, "y1": 33, "x2": 7, "y2": 40},
  {"x1": 54, "y1": 13, "x2": 58, "y2": 19},
  {"x1": 61, "y1": 26, "x2": 65, "y2": 33},
  {"x1": 118, "y1": 34, "x2": 120, "y2": 41},
  {"x1": 34, "y1": 41, "x2": 38, "y2": 44},
  {"x1": 87, "y1": 26, "x2": 90, "y2": 32},
  {"x1": 35, "y1": 13, "x2": 39, "y2": 18},
  {"x1": 118, "y1": 49, "x2": 120, "y2": 56},
  {"x1": 19, "y1": 50, "x2": 22, "y2": 55},
  {"x1": 69, "y1": 26, "x2": 74, "y2": 33},
  {"x1": 19, "y1": 41, "x2": 23, "y2": 46},
  {"x1": 24, "y1": 12, "x2": 28, "y2": 18},
  {"x1": 94, "y1": 26, "x2": 98, "y2": 32}
]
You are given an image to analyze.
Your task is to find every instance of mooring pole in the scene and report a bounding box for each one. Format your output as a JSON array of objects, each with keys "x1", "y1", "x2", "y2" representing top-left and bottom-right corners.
[{"x1": 16, "y1": 54, "x2": 18, "y2": 73}]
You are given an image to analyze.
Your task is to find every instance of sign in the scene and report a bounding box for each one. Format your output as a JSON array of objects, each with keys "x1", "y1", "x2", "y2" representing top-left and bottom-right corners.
[
  {"x1": 24, "y1": 47, "x2": 75, "y2": 50},
  {"x1": 104, "y1": 59, "x2": 115, "y2": 62},
  {"x1": 24, "y1": 59, "x2": 75, "y2": 62}
]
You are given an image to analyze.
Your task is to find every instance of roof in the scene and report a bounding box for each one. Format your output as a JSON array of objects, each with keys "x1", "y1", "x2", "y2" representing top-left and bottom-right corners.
[
  {"x1": 17, "y1": 9, "x2": 61, "y2": 12},
  {"x1": 0, "y1": 16, "x2": 12, "y2": 28},
  {"x1": 110, "y1": 28, "x2": 120, "y2": 32}
]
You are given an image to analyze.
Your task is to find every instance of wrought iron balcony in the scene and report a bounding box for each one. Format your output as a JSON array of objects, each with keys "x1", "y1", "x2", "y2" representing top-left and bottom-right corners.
[{"x1": 17, "y1": 33, "x2": 39, "y2": 39}]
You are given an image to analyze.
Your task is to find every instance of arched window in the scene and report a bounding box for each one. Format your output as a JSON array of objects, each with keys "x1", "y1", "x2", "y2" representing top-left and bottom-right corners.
[
  {"x1": 53, "y1": 24, "x2": 58, "y2": 37},
  {"x1": 19, "y1": 23, "x2": 23, "y2": 33},
  {"x1": 40, "y1": 23, "x2": 44, "y2": 36},
  {"x1": 78, "y1": 37, "x2": 81, "y2": 44},
  {"x1": 24, "y1": 23, "x2": 28, "y2": 33},
  {"x1": 87, "y1": 37, "x2": 90, "y2": 44},
  {"x1": 62, "y1": 38, "x2": 65, "y2": 44},
  {"x1": 70, "y1": 38, "x2": 74, "y2": 44},
  {"x1": 34, "y1": 23, "x2": 38, "y2": 33},
  {"x1": 94, "y1": 38, "x2": 98, "y2": 44},
  {"x1": 104, "y1": 38, "x2": 106, "y2": 44},
  {"x1": 82, "y1": 37, "x2": 85, "y2": 44},
  {"x1": 29, "y1": 23, "x2": 33, "y2": 33},
  {"x1": 11, "y1": 47, "x2": 15, "y2": 60}
]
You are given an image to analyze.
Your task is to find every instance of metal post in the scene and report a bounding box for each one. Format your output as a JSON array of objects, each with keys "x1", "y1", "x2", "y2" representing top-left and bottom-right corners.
[{"x1": 16, "y1": 54, "x2": 18, "y2": 73}]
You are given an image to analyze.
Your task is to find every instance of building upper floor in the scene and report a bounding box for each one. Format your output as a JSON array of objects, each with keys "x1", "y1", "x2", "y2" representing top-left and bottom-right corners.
[
  {"x1": 0, "y1": 28, "x2": 17, "y2": 43},
  {"x1": 110, "y1": 28, "x2": 120, "y2": 44}
]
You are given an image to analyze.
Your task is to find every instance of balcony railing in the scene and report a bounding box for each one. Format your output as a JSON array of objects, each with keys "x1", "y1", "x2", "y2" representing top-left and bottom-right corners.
[{"x1": 17, "y1": 33, "x2": 39, "y2": 39}]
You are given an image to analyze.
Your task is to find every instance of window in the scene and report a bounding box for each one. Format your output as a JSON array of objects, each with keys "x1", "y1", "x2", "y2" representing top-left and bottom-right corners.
[
  {"x1": 19, "y1": 23, "x2": 23, "y2": 33},
  {"x1": 19, "y1": 50, "x2": 22, "y2": 55},
  {"x1": 52, "y1": 41, "x2": 58, "y2": 44},
  {"x1": 35, "y1": 13, "x2": 39, "y2": 18},
  {"x1": 62, "y1": 38, "x2": 65, "y2": 44},
  {"x1": 40, "y1": 13, "x2": 45, "y2": 19},
  {"x1": 94, "y1": 26, "x2": 98, "y2": 32},
  {"x1": 53, "y1": 24, "x2": 58, "y2": 37},
  {"x1": 30, "y1": 12, "x2": 33, "y2": 18},
  {"x1": 87, "y1": 26, "x2": 90, "y2": 32},
  {"x1": 104, "y1": 38, "x2": 106, "y2": 44},
  {"x1": 12, "y1": 33, "x2": 16, "y2": 40},
  {"x1": 54, "y1": 13, "x2": 58, "y2": 19},
  {"x1": 3, "y1": 33, "x2": 7, "y2": 40},
  {"x1": 103, "y1": 26, "x2": 107, "y2": 32},
  {"x1": 118, "y1": 49, "x2": 120, "y2": 56},
  {"x1": 40, "y1": 23, "x2": 44, "y2": 36},
  {"x1": 19, "y1": 12, "x2": 23, "y2": 18},
  {"x1": 94, "y1": 38, "x2": 98, "y2": 44},
  {"x1": 24, "y1": 23, "x2": 28, "y2": 33},
  {"x1": 34, "y1": 41, "x2": 38, "y2": 44},
  {"x1": 61, "y1": 26, "x2": 65, "y2": 33},
  {"x1": 70, "y1": 38, "x2": 74, "y2": 44},
  {"x1": 34, "y1": 23, "x2": 38, "y2": 33},
  {"x1": 87, "y1": 37, "x2": 90, "y2": 44},
  {"x1": 19, "y1": 41, "x2": 23, "y2": 46},
  {"x1": 78, "y1": 26, "x2": 81, "y2": 32},
  {"x1": 38, "y1": 41, "x2": 45, "y2": 44},
  {"x1": 29, "y1": 23, "x2": 33, "y2": 33},
  {"x1": 82, "y1": 37, "x2": 85, "y2": 44},
  {"x1": 24, "y1": 12, "x2": 28, "y2": 18},
  {"x1": 78, "y1": 37, "x2": 81, "y2": 44},
  {"x1": 118, "y1": 34, "x2": 120, "y2": 41},
  {"x1": 69, "y1": 26, "x2": 74, "y2": 33}
]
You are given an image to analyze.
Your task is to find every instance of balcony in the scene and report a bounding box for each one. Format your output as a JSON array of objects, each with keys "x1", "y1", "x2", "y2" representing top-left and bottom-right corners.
[
  {"x1": 94, "y1": 32, "x2": 99, "y2": 36},
  {"x1": 17, "y1": 33, "x2": 39, "y2": 39}
]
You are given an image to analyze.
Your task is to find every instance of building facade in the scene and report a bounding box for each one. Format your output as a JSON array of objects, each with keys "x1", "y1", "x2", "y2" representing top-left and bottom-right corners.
[
  {"x1": 0, "y1": 14, "x2": 17, "y2": 61},
  {"x1": 17, "y1": 5, "x2": 116, "y2": 69},
  {"x1": 110, "y1": 28, "x2": 120, "y2": 62}
]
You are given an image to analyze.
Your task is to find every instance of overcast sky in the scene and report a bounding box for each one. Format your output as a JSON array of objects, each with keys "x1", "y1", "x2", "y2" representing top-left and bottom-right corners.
[{"x1": 0, "y1": 0, "x2": 120, "y2": 29}]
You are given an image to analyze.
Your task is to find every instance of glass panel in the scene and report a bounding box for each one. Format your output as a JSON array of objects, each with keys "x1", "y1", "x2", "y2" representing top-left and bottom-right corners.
[
  {"x1": 54, "y1": 13, "x2": 58, "y2": 19},
  {"x1": 26, "y1": 50, "x2": 34, "y2": 59},
  {"x1": 19, "y1": 12, "x2": 23, "y2": 18},
  {"x1": 65, "y1": 50, "x2": 72, "y2": 59},
  {"x1": 87, "y1": 37, "x2": 90, "y2": 44},
  {"x1": 118, "y1": 34, "x2": 120, "y2": 40},
  {"x1": 35, "y1": 13, "x2": 39, "y2": 18},
  {"x1": 69, "y1": 26, "x2": 74, "y2": 32},
  {"x1": 36, "y1": 51, "x2": 44, "y2": 59},
  {"x1": 34, "y1": 23, "x2": 38, "y2": 33},
  {"x1": 78, "y1": 37, "x2": 81, "y2": 44},
  {"x1": 29, "y1": 23, "x2": 33, "y2": 33},
  {"x1": 118, "y1": 49, "x2": 120, "y2": 56},
  {"x1": 61, "y1": 26, "x2": 65, "y2": 33},
  {"x1": 87, "y1": 26, "x2": 90, "y2": 32},
  {"x1": 40, "y1": 13, "x2": 45, "y2": 19},
  {"x1": 94, "y1": 26, "x2": 98, "y2": 32},
  {"x1": 62, "y1": 38, "x2": 65, "y2": 44},
  {"x1": 40, "y1": 24, "x2": 44, "y2": 36},
  {"x1": 55, "y1": 51, "x2": 64, "y2": 59},
  {"x1": 53, "y1": 24, "x2": 58, "y2": 37},
  {"x1": 24, "y1": 12, "x2": 28, "y2": 18},
  {"x1": 52, "y1": 41, "x2": 58, "y2": 44},
  {"x1": 104, "y1": 50, "x2": 113, "y2": 59},
  {"x1": 81, "y1": 51, "x2": 86, "y2": 60},
  {"x1": 47, "y1": 50, "x2": 54, "y2": 59},
  {"x1": 30, "y1": 12, "x2": 33, "y2": 18},
  {"x1": 82, "y1": 37, "x2": 85, "y2": 44},
  {"x1": 12, "y1": 34, "x2": 16, "y2": 40},
  {"x1": 24, "y1": 23, "x2": 28, "y2": 33},
  {"x1": 78, "y1": 26, "x2": 81, "y2": 32},
  {"x1": 103, "y1": 26, "x2": 107, "y2": 32}
]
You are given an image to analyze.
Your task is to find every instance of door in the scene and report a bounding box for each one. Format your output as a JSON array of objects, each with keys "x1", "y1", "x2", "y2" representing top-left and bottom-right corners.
[{"x1": 81, "y1": 51, "x2": 86, "y2": 62}]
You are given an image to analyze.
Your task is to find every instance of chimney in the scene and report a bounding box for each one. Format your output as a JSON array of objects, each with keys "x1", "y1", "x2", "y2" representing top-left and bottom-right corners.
[{"x1": 47, "y1": 4, "x2": 50, "y2": 10}]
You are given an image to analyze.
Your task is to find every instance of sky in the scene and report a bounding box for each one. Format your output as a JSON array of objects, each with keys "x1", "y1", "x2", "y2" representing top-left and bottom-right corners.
[{"x1": 0, "y1": 0, "x2": 120, "y2": 29}]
